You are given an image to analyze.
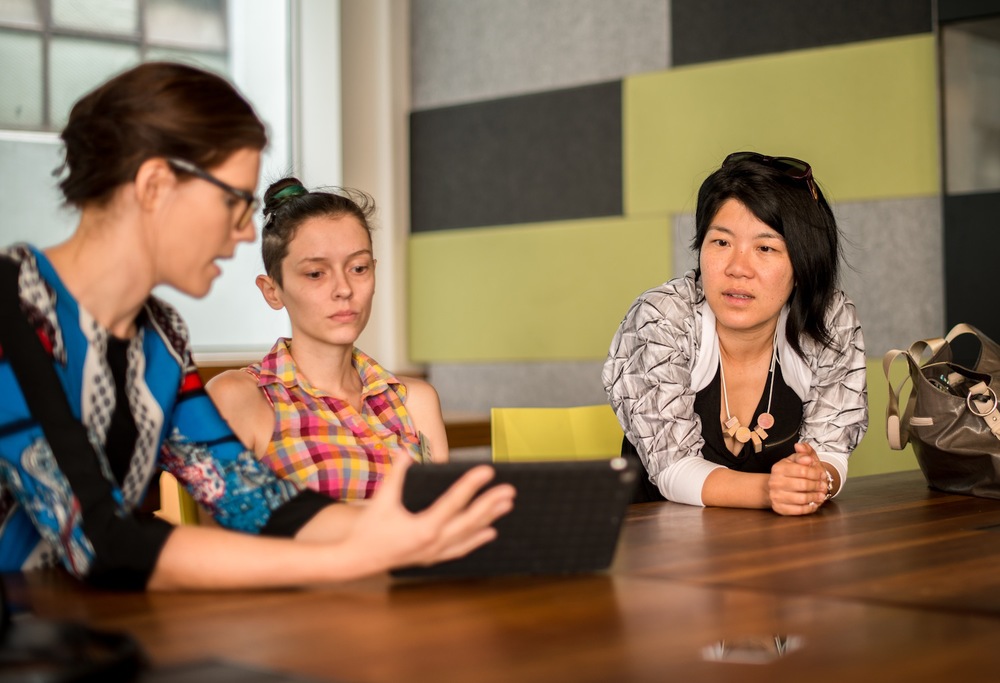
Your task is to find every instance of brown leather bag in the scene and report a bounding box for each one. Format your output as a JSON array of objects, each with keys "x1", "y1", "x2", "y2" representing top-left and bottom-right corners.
[{"x1": 885, "y1": 324, "x2": 1000, "y2": 499}]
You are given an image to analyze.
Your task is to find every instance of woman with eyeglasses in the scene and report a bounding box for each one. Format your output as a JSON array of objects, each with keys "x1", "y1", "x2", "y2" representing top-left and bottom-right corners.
[
  {"x1": 603, "y1": 152, "x2": 867, "y2": 515},
  {"x1": 205, "y1": 179, "x2": 448, "y2": 501},
  {"x1": 0, "y1": 62, "x2": 514, "y2": 589}
]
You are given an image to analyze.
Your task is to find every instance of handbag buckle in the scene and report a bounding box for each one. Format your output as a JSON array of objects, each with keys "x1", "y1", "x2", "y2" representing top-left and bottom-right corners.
[{"x1": 966, "y1": 384, "x2": 998, "y2": 417}]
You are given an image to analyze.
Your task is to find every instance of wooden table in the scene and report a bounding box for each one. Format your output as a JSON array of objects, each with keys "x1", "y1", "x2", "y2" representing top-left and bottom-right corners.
[
  {"x1": 9, "y1": 470, "x2": 1000, "y2": 682},
  {"x1": 618, "y1": 470, "x2": 1000, "y2": 615}
]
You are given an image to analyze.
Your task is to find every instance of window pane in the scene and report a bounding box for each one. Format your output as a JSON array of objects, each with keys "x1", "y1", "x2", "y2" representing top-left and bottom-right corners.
[
  {"x1": 146, "y1": 0, "x2": 226, "y2": 50},
  {"x1": 0, "y1": 0, "x2": 41, "y2": 27},
  {"x1": 50, "y1": 37, "x2": 139, "y2": 128},
  {"x1": 145, "y1": 47, "x2": 228, "y2": 76},
  {"x1": 943, "y1": 17, "x2": 1000, "y2": 194},
  {"x1": 0, "y1": 29, "x2": 43, "y2": 128},
  {"x1": 52, "y1": 0, "x2": 137, "y2": 34}
]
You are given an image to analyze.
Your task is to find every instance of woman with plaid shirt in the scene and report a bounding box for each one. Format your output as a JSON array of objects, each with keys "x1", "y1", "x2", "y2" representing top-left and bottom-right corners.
[{"x1": 207, "y1": 179, "x2": 449, "y2": 501}]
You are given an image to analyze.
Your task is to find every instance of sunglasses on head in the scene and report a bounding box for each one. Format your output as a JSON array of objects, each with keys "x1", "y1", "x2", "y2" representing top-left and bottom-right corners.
[{"x1": 723, "y1": 151, "x2": 818, "y2": 201}]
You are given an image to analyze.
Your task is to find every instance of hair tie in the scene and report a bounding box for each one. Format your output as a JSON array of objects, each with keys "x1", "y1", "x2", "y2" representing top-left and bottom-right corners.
[
  {"x1": 263, "y1": 184, "x2": 308, "y2": 229},
  {"x1": 273, "y1": 184, "x2": 307, "y2": 200}
]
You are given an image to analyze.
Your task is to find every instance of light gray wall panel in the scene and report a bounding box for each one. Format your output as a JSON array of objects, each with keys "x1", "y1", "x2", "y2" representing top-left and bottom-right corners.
[
  {"x1": 835, "y1": 197, "x2": 944, "y2": 356},
  {"x1": 670, "y1": 197, "x2": 945, "y2": 358},
  {"x1": 672, "y1": 212, "x2": 697, "y2": 276},
  {"x1": 429, "y1": 361, "x2": 608, "y2": 413},
  {"x1": 411, "y1": 0, "x2": 669, "y2": 110}
]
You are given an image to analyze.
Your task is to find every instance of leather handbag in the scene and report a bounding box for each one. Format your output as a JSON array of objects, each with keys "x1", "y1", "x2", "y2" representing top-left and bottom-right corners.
[{"x1": 884, "y1": 324, "x2": 1000, "y2": 499}]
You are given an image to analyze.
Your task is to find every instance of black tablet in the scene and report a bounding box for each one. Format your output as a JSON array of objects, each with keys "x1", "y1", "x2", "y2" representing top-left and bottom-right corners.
[{"x1": 391, "y1": 457, "x2": 638, "y2": 579}]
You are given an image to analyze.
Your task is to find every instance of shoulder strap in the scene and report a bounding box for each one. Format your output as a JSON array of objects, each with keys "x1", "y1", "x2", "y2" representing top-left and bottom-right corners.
[
  {"x1": 0, "y1": 257, "x2": 111, "y2": 513},
  {"x1": 882, "y1": 347, "x2": 920, "y2": 450}
]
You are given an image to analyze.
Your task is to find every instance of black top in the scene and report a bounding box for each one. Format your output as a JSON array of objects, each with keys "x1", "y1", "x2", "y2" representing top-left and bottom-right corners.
[
  {"x1": 623, "y1": 358, "x2": 804, "y2": 502},
  {"x1": 694, "y1": 360, "x2": 803, "y2": 474},
  {"x1": 104, "y1": 336, "x2": 138, "y2": 487}
]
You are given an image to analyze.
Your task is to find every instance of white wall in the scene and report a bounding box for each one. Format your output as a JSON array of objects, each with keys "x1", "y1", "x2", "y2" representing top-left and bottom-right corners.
[
  {"x1": 157, "y1": 0, "x2": 295, "y2": 359},
  {"x1": 340, "y1": 0, "x2": 413, "y2": 373}
]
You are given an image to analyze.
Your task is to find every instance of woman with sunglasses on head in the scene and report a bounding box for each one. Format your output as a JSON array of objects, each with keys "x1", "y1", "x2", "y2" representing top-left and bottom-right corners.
[
  {"x1": 603, "y1": 152, "x2": 867, "y2": 515},
  {"x1": 205, "y1": 179, "x2": 448, "y2": 501},
  {"x1": 0, "y1": 62, "x2": 514, "y2": 590}
]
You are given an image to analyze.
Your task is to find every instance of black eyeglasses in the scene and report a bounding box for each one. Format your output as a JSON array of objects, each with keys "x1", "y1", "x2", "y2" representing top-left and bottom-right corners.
[
  {"x1": 166, "y1": 158, "x2": 259, "y2": 228},
  {"x1": 723, "y1": 151, "x2": 818, "y2": 201}
]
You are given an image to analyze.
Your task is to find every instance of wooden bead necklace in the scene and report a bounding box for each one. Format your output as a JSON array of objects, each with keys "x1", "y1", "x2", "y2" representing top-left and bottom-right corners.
[{"x1": 720, "y1": 331, "x2": 778, "y2": 454}]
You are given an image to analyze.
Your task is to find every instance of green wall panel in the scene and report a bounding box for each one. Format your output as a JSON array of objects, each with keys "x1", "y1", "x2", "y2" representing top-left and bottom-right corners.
[
  {"x1": 625, "y1": 35, "x2": 939, "y2": 217},
  {"x1": 409, "y1": 217, "x2": 670, "y2": 362}
]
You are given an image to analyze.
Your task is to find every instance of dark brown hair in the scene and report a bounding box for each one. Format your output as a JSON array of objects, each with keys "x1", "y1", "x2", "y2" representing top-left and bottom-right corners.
[
  {"x1": 261, "y1": 177, "x2": 376, "y2": 287},
  {"x1": 58, "y1": 62, "x2": 267, "y2": 208}
]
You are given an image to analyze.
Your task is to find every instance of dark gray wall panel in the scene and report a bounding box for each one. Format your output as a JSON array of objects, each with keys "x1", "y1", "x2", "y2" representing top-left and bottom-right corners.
[
  {"x1": 939, "y1": 0, "x2": 1000, "y2": 22},
  {"x1": 671, "y1": 0, "x2": 932, "y2": 66},
  {"x1": 944, "y1": 191, "x2": 1000, "y2": 340},
  {"x1": 410, "y1": 81, "x2": 622, "y2": 232}
]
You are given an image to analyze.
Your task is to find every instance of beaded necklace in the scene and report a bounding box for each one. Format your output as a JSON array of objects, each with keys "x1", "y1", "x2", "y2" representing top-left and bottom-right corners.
[{"x1": 719, "y1": 330, "x2": 778, "y2": 454}]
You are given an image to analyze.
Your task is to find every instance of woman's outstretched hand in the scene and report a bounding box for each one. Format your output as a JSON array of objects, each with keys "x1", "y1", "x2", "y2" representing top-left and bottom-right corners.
[
  {"x1": 767, "y1": 443, "x2": 832, "y2": 516},
  {"x1": 347, "y1": 456, "x2": 516, "y2": 571}
]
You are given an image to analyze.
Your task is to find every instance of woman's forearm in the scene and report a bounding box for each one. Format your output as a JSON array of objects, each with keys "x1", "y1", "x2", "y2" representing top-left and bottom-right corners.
[
  {"x1": 146, "y1": 523, "x2": 380, "y2": 591},
  {"x1": 701, "y1": 468, "x2": 771, "y2": 509}
]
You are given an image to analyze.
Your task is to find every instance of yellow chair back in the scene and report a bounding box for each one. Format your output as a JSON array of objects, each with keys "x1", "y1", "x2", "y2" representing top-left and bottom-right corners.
[
  {"x1": 157, "y1": 472, "x2": 201, "y2": 525},
  {"x1": 491, "y1": 404, "x2": 623, "y2": 462}
]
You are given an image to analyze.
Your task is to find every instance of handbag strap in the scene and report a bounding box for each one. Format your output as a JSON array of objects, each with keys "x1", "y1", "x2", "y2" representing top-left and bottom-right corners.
[
  {"x1": 906, "y1": 337, "x2": 947, "y2": 364},
  {"x1": 901, "y1": 322, "x2": 987, "y2": 365},
  {"x1": 883, "y1": 347, "x2": 919, "y2": 450},
  {"x1": 945, "y1": 322, "x2": 985, "y2": 344},
  {"x1": 0, "y1": 257, "x2": 114, "y2": 514}
]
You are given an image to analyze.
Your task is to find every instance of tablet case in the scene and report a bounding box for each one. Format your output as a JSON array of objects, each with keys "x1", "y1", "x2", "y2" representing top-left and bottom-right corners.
[{"x1": 391, "y1": 458, "x2": 638, "y2": 579}]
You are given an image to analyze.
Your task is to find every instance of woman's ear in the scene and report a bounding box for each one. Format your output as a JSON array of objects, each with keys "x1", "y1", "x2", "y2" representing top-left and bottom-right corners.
[
  {"x1": 133, "y1": 157, "x2": 175, "y2": 214},
  {"x1": 256, "y1": 274, "x2": 285, "y2": 310}
]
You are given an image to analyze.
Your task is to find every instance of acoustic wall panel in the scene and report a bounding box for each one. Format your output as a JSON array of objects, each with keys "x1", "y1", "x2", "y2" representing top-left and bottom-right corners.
[
  {"x1": 939, "y1": 0, "x2": 1000, "y2": 22},
  {"x1": 671, "y1": 0, "x2": 931, "y2": 66},
  {"x1": 409, "y1": 216, "x2": 670, "y2": 362},
  {"x1": 429, "y1": 361, "x2": 608, "y2": 413},
  {"x1": 943, "y1": 191, "x2": 1000, "y2": 341},
  {"x1": 411, "y1": 81, "x2": 622, "y2": 233},
  {"x1": 411, "y1": 0, "x2": 670, "y2": 110},
  {"x1": 625, "y1": 35, "x2": 939, "y2": 218},
  {"x1": 835, "y1": 197, "x2": 945, "y2": 357}
]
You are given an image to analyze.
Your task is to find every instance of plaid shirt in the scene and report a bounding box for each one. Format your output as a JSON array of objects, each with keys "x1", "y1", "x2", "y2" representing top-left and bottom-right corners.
[{"x1": 247, "y1": 339, "x2": 423, "y2": 500}]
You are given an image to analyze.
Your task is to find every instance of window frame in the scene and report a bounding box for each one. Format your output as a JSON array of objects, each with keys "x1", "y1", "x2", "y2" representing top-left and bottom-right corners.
[{"x1": 0, "y1": 0, "x2": 230, "y2": 132}]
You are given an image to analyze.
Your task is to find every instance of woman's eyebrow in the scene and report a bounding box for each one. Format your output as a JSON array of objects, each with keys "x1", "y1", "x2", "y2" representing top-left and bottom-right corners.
[
  {"x1": 296, "y1": 249, "x2": 373, "y2": 266},
  {"x1": 707, "y1": 226, "x2": 783, "y2": 240}
]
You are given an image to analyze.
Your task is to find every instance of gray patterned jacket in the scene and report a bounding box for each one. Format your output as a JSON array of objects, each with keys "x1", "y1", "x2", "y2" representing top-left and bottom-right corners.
[{"x1": 602, "y1": 272, "x2": 868, "y2": 506}]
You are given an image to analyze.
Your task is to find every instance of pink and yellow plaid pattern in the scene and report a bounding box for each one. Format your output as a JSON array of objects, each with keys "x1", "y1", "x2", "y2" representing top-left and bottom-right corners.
[{"x1": 246, "y1": 338, "x2": 423, "y2": 500}]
